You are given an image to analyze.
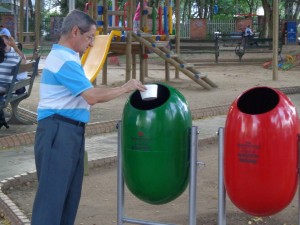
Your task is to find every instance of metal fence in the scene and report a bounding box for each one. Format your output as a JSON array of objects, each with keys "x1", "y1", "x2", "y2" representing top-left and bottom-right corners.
[
  {"x1": 207, "y1": 19, "x2": 236, "y2": 35},
  {"x1": 178, "y1": 19, "x2": 237, "y2": 39},
  {"x1": 179, "y1": 21, "x2": 190, "y2": 38}
]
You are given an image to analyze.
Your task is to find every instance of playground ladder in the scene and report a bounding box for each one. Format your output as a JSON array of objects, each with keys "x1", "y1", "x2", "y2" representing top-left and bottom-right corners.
[{"x1": 131, "y1": 32, "x2": 218, "y2": 90}]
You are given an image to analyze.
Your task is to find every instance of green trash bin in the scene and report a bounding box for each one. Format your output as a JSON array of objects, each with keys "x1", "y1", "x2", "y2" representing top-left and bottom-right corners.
[{"x1": 122, "y1": 83, "x2": 192, "y2": 204}]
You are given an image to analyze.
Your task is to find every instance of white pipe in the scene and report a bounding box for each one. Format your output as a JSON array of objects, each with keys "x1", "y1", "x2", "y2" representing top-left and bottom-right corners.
[
  {"x1": 112, "y1": 0, "x2": 115, "y2": 27},
  {"x1": 69, "y1": 0, "x2": 75, "y2": 12},
  {"x1": 26, "y1": 0, "x2": 29, "y2": 32}
]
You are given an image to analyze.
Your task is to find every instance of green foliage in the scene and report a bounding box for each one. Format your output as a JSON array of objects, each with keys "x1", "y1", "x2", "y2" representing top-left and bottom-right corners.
[
  {"x1": 213, "y1": 14, "x2": 235, "y2": 19},
  {"x1": 215, "y1": 0, "x2": 236, "y2": 15},
  {"x1": 179, "y1": 0, "x2": 263, "y2": 20},
  {"x1": 1, "y1": 219, "x2": 10, "y2": 225},
  {"x1": 0, "y1": 213, "x2": 10, "y2": 225},
  {"x1": 46, "y1": 0, "x2": 86, "y2": 16},
  {"x1": 48, "y1": 11, "x2": 61, "y2": 17}
]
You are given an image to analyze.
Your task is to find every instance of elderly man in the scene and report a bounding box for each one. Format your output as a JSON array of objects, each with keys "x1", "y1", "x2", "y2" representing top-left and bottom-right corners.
[{"x1": 31, "y1": 9, "x2": 146, "y2": 225}]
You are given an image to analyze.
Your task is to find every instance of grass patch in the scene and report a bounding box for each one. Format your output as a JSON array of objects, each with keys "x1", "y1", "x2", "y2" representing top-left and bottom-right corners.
[{"x1": 0, "y1": 213, "x2": 10, "y2": 225}]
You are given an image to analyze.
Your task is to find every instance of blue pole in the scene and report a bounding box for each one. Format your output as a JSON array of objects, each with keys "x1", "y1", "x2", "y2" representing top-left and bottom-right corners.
[{"x1": 164, "y1": 6, "x2": 168, "y2": 35}]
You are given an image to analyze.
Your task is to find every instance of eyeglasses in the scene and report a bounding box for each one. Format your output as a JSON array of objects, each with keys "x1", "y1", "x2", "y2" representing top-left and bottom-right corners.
[
  {"x1": 78, "y1": 26, "x2": 95, "y2": 43},
  {"x1": 84, "y1": 34, "x2": 95, "y2": 42}
]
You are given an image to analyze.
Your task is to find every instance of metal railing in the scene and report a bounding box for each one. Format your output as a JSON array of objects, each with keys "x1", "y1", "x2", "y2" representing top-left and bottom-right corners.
[{"x1": 207, "y1": 19, "x2": 236, "y2": 35}]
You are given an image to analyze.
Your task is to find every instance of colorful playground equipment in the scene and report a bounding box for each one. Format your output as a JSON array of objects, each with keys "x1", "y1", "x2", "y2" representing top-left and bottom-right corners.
[
  {"x1": 117, "y1": 83, "x2": 201, "y2": 224},
  {"x1": 263, "y1": 53, "x2": 300, "y2": 71},
  {"x1": 218, "y1": 86, "x2": 299, "y2": 224},
  {"x1": 81, "y1": 30, "x2": 121, "y2": 82},
  {"x1": 280, "y1": 53, "x2": 300, "y2": 70},
  {"x1": 82, "y1": 0, "x2": 217, "y2": 90},
  {"x1": 91, "y1": 0, "x2": 173, "y2": 36}
]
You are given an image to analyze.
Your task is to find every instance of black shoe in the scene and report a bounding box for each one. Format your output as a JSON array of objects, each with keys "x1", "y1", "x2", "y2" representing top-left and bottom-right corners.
[
  {"x1": 15, "y1": 87, "x2": 26, "y2": 95},
  {"x1": 0, "y1": 109, "x2": 9, "y2": 129}
]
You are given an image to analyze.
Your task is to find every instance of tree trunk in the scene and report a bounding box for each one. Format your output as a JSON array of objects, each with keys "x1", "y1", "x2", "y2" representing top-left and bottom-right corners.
[
  {"x1": 293, "y1": 3, "x2": 300, "y2": 20},
  {"x1": 182, "y1": 0, "x2": 189, "y2": 23},
  {"x1": 13, "y1": 0, "x2": 17, "y2": 39},
  {"x1": 261, "y1": 0, "x2": 272, "y2": 38},
  {"x1": 29, "y1": 0, "x2": 34, "y2": 21}
]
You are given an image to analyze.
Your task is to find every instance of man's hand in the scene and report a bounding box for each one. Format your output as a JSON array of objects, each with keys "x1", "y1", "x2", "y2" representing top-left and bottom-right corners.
[
  {"x1": 122, "y1": 79, "x2": 147, "y2": 93},
  {"x1": 81, "y1": 79, "x2": 147, "y2": 105}
]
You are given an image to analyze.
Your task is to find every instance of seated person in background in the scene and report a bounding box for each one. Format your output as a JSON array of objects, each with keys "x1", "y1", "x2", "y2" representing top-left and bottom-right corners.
[
  {"x1": 0, "y1": 35, "x2": 26, "y2": 95},
  {"x1": 244, "y1": 25, "x2": 258, "y2": 46},
  {"x1": 244, "y1": 25, "x2": 253, "y2": 36}
]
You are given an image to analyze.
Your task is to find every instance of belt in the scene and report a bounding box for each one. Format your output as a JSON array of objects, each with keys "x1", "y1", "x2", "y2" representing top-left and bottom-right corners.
[{"x1": 51, "y1": 114, "x2": 85, "y2": 128}]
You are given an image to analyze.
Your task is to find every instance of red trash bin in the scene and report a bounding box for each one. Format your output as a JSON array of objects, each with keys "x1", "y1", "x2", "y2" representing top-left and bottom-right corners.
[{"x1": 224, "y1": 86, "x2": 299, "y2": 216}]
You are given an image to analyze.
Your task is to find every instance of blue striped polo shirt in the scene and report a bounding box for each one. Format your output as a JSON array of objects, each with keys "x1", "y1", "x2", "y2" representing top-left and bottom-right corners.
[
  {"x1": 37, "y1": 44, "x2": 93, "y2": 123},
  {"x1": 0, "y1": 47, "x2": 21, "y2": 93}
]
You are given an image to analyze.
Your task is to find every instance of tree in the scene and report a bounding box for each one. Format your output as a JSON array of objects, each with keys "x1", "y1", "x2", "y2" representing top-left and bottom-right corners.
[
  {"x1": 261, "y1": 0, "x2": 272, "y2": 38},
  {"x1": 13, "y1": 0, "x2": 17, "y2": 38},
  {"x1": 43, "y1": 0, "x2": 87, "y2": 16},
  {"x1": 244, "y1": 0, "x2": 260, "y2": 15},
  {"x1": 283, "y1": 0, "x2": 300, "y2": 20}
]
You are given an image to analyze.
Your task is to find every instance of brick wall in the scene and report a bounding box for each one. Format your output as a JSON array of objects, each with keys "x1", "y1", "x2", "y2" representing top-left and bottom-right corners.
[
  {"x1": 190, "y1": 19, "x2": 206, "y2": 39},
  {"x1": 236, "y1": 18, "x2": 252, "y2": 33}
]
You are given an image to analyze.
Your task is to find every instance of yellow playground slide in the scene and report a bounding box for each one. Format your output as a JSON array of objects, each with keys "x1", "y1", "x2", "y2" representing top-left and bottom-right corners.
[{"x1": 81, "y1": 30, "x2": 121, "y2": 82}]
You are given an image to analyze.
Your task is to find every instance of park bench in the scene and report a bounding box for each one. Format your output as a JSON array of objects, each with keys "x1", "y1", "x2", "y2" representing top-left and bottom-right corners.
[
  {"x1": 170, "y1": 38, "x2": 219, "y2": 63},
  {"x1": 235, "y1": 36, "x2": 283, "y2": 62},
  {"x1": 0, "y1": 57, "x2": 40, "y2": 127},
  {"x1": 217, "y1": 32, "x2": 243, "y2": 47},
  {"x1": 216, "y1": 32, "x2": 244, "y2": 57}
]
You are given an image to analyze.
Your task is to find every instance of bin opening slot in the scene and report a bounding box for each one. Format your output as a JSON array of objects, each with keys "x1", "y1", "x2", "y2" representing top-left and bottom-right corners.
[
  {"x1": 130, "y1": 84, "x2": 170, "y2": 110},
  {"x1": 237, "y1": 87, "x2": 279, "y2": 115}
]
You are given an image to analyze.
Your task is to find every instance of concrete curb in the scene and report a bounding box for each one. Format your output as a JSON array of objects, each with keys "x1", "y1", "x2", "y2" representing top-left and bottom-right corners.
[
  {"x1": 0, "y1": 172, "x2": 36, "y2": 225},
  {"x1": 1, "y1": 86, "x2": 300, "y2": 224}
]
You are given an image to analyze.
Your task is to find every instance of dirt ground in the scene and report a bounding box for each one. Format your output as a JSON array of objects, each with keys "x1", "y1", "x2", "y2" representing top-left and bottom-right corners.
[{"x1": 4, "y1": 47, "x2": 300, "y2": 225}]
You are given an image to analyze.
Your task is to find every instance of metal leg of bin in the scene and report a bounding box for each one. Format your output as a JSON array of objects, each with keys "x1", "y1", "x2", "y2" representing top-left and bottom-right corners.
[
  {"x1": 218, "y1": 127, "x2": 226, "y2": 225},
  {"x1": 117, "y1": 121, "x2": 125, "y2": 225},
  {"x1": 122, "y1": 218, "x2": 175, "y2": 225},
  {"x1": 117, "y1": 122, "x2": 197, "y2": 225},
  {"x1": 189, "y1": 126, "x2": 199, "y2": 225}
]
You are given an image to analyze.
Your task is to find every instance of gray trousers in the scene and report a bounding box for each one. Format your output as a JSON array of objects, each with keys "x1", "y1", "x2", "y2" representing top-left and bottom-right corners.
[{"x1": 31, "y1": 116, "x2": 85, "y2": 225}]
